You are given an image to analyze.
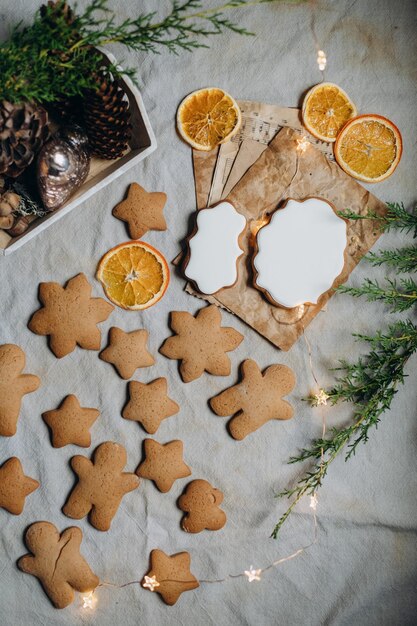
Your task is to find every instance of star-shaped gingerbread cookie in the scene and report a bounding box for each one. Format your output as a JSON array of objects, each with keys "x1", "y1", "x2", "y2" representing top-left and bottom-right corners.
[
  {"x1": 123, "y1": 378, "x2": 179, "y2": 434},
  {"x1": 28, "y1": 273, "x2": 114, "y2": 358},
  {"x1": 159, "y1": 305, "x2": 243, "y2": 383},
  {"x1": 112, "y1": 182, "x2": 167, "y2": 239},
  {"x1": 0, "y1": 344, "x2": 40, "y2": 437},
  {"x1": 142, "y1": 549, "x2": 199, "y2": 605},
  {"x1": 136, "y1": 439, "x2": 191, "y2": 492},
  {"x1": 0, "y1": 457, "x2": 39, "y2": 515},
  {"x1": 210, "y1": 359, "x2": 295, "y2": 440},
  {"x1": 100, "y1": 327, "x2": 155, "y2": 379},
  {"x1": 42, "y1": 395, "x2": 100, "y2": 448}
]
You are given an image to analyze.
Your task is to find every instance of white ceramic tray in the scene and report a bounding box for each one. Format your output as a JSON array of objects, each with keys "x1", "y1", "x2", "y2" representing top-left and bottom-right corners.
[{"x1": 0, "y1": 49, "x2": 157, "y2": 256}]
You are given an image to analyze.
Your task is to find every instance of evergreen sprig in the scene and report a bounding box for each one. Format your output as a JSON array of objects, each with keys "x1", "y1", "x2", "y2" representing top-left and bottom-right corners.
[
  {"x1": 272, "y1": 202, "x2": 417, "y2": 539},
  {"x1": 0, "y1": 0, "x2": 303, "y2": 103}
]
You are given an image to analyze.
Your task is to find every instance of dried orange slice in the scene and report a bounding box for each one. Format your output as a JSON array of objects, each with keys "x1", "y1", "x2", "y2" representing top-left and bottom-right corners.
[
  {"x1": 334, "y1": 114, "x2": 402, "y2": 183},
  {"x1": 302, "y1": 82, "x2": 357, "y2": 142},
  {"x1": 97, "y1": 241, "x2": 169, "y2": 310},
  {"x1": 177, "y1": 87, "x2": 242, "y2": 151}
]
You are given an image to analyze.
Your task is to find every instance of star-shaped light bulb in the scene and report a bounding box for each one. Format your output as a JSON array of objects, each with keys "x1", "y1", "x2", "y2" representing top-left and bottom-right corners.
[
  {"x1": 313, "y1": 389, "x2": 330, "y2": 406},
  {"x1": 244, "y1": 566, "x2": 262, "y2": 582},
  {"x1": 143, "y1": 575, "x2": 160, "y2": 592},
  {"x1": 81, "y1": 590, "x2": 96, "y2": 609},
  {"x1": 310, "y1": 492, "x2": 318, "y2": 511},
  {"x1": 317, "y1": 50, "x2": 327, "y2": 71},
  {"x1": 296, "y1": 136, "x2": 309, "y2": 152}
]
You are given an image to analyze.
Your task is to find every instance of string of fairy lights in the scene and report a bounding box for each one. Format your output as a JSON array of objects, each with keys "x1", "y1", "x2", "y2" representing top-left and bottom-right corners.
[{"x1": 79, "y1": 14, "x2": 329, "y2": 613}]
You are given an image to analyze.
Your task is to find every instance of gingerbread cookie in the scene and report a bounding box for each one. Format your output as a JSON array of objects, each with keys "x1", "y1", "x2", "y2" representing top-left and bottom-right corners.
[
  {"x1": 63, "y1": 441, "x2": 139, "y2": 531},
  {"x1": 112, "y1": 182, "x2": 167, "y2": 239},
  {"x1": 178, "y1": 479, "x2": 226, "y2": 533},
  {"x1": 100, "y1": 327, "x2": 155, "y2": 379},
  {"x1": 136, "y1": 439, "x2": 191, "y2": 493},
  {"x1": 0, "y1": 457, "x2": 39, "y2": 514},
  {"x1": 142, "y1": 549, "x2": 199, "y2": 605},
  {"x1": 28, "y1": 273, "x2": 114, "y2": 358},
  {"x1": 159, "y1": 305, "x2": 243, "y2": 383},
  {"x1": 184, "y1": 201, "x2": 246, "y2": 294},
  {"x1": 18, "y1": 522, "x2": 99, "y2": 609},
  {"x1": 42, "y1": 395, "x2": 100, "y2": 448},
  {"x1": 122, "y1": 378, "x2": 179, "y2": 434},
  {"x1": 0, "y1": 344, "x2": 40, "y2": 437},
  {"x1": 210, "y1": 359, "x2": 295, "y2": 440}
]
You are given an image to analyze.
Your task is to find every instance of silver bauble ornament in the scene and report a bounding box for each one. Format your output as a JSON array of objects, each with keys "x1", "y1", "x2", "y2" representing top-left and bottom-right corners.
[{"x1": 37, "y1": 125, "x2": 90, "y2": 211}]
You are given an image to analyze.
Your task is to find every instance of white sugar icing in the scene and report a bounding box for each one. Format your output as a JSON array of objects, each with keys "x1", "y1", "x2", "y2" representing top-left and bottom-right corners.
[
  {"x1": 253, "y1": 198, "x2": 347, "y2": 308},
  {"x1": 185, "y1": 201, "x2": 246, "y2": 294}
]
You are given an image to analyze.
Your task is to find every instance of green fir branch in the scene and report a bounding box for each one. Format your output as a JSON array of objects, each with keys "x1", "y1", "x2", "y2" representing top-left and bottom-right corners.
[
  {"x1": 273, "y1": 202, "x2": 417, "y2": 539},
  {"x1": 0, "y1": 0, "x2": 305, "y2": 103},
  {"x1": 272, "y1": 320, "x2": 417, "y2": 539},
  {"x1": 339, "y1": 202, "x2": 417, "y2": 237},
  {"x1": 337, "y1": 278, "x2": 417, "y2": 313},
  {"x1": 367, "y1": 245, "x2": 417, "y2": 273}
]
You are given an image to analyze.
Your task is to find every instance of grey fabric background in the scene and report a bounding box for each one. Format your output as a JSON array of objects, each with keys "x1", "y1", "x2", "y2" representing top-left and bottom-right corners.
[{"x1": 0, "y1": 1, "x2": 416, "y2": 624}]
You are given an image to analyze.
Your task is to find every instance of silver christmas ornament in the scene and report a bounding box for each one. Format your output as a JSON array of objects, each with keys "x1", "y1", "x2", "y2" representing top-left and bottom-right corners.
[{"x1": 37, "y1": 125, "x2": 90, "y2": 211}]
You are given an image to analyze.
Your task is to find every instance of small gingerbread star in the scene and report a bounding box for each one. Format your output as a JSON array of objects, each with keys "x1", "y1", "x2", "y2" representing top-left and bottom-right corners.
[
  {"x1": 143, "y1": 549, "x2": 199, "y2": 605},
  {"x1": 42, "y1": 395, "x2": 100, "y2": 448},
  {"x1": 123, "y1": 378, "x2": 179, "y2": 434},
  {"x1": 99, "y1": 327, "x2": 155, "y2": 380},
  {"x1": 136, "y1": 439, "x2": 191, "y2": 492},
  {"x1": 112, "y1": 182, "x2": 167, "y2": 239},
  {"x1": 0, "y1": 457, "x2": 39, "y2": 515}
]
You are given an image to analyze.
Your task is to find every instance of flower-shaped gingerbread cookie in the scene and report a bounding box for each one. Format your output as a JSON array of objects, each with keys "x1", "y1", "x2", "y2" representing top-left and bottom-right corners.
[
  {"x1": 210, "y1": 359, "x2": 295, "y2": 440},
  {"x1": 18, "y1": 522, "x2": 99, "y2": 609},
  {"x1": 28, "y1": 273, "x2": 114, "y2": 358},
  {"x1": 159, "y1": 305, "x2": 243, "y2": 382},
  {"x1": 63, "y1": 441, "x2": 139, "y2": 531},
  {"x1": 178, "y1": 479, "x2": 226, "y2": 533},
  {"x1": 0, "y1": 344, "x2": 40, "y2": 437}
]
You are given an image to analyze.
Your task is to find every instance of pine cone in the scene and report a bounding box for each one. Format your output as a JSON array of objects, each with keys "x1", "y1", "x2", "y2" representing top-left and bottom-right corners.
[
  {"x1": 0, "y1": 101, "x2": 50, "y2": 178},
  {"x1": 46, "y1": 95, "x2": 84, "y2": 124},
  {"x1": 40, "y1": 1, "x2": 76, "y2": 27},
  {"x1": 83, "y1": 78, "x2": 132, "y2": 159}
]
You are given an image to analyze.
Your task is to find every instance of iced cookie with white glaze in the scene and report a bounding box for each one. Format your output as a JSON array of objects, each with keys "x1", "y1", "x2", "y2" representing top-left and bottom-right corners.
[
  {"x1": 184, "y1": 201, "x2": 246, "y2": 294},
  {"x1": 253, "y1": 197, "x2": 347, "y2": 309}
]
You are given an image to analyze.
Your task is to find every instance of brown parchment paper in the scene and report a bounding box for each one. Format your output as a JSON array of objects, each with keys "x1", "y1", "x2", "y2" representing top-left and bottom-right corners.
[{"x1": 185, "y1": 127, "x2": 386, "y2": 351}]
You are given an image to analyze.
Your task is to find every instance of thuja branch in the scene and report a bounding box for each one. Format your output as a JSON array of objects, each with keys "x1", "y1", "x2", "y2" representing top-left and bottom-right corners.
[{"x1": 271, "y1": 320, "x2": 417, "y2": 539}]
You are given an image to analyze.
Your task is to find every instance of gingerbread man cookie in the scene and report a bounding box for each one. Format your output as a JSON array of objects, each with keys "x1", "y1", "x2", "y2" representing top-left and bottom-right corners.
[
  {"x1": 178, "y1": 479, "x2": 226, "y2": 533},
  {"x1": 122, "y1": 378, "x2": 179, "y2": 434},
  {"x1": 28, "y1": 273, "x2": 114, "y2": 358},
  {"x1": 142, "y1": 549, "x2": 199, "y2": 605},
  {"x1": 0, "y1": 344, "x2": 40, "y2": 437},
  {"x1": 0, "y1": 457, "x2": 39, "y2": 515},
  {"x1": 112, "y1": 182, "x2": 167, "y2": 239},
  {"x1": 63, "y1": 441, "x2": 139, "y2": 531},
  {"x1": 210, "y1": 359, "x2": 295, "y2": 440},
  {"x1": 159, "y1": 305, "x2": 243, "y2": 382},
  {"x1": 100, "y1": 327, "x2": 155, "y2": 379},
  {"x1": 136, "y1": 439, "x2": 191, "y2": 492},
  {"x1": 42, "y1": 395, "x2": 100, "y2": 448},
  {"x1": 18, "y1": 522, "x2": 99, "y2": 609}
]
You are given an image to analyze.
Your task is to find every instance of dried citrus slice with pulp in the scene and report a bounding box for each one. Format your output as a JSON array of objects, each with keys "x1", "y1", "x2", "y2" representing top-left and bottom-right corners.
[
  {"x1": 177, "y1": 87, "x2": 242, "y2": 151},
  {"x1": 334, "y1": 114, "x2": 402, "y2": 183},
  {"x1": 97, "y1": 241, "x2": 169, "y2": 310},
  {"x1": 302, "y1": 82, "x2": 357, "y2": 142}
]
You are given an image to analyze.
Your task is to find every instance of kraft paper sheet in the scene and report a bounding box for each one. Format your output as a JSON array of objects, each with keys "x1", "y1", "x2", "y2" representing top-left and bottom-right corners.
[{"x1": 186, "y1": 127, "x2": 386, "y2": 351}]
